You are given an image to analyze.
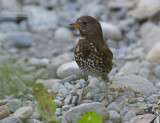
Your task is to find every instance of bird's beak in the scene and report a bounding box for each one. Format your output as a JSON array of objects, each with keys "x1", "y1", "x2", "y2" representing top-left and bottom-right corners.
[{"x1": 69, "y1": 23, "x2": 80, "y2": 28}]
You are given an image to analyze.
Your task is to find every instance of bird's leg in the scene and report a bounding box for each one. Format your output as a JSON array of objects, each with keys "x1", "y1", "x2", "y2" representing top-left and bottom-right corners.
[
  {"x1": 99, "y1": 75, "x2": 111, "y2": 104},
  {"x1": 78, "y1": 73, "x2": 88, "y2": 105}
]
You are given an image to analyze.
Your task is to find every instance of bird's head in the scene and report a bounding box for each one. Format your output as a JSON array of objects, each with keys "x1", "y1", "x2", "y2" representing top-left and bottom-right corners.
[{"x1": 70, "y1": 16, "x2": 103, "y2": 41}]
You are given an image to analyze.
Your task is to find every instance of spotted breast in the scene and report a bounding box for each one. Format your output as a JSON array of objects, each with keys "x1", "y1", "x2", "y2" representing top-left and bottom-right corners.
[{"x1": 74, "y1": 36, "x2": 113, "y2": 77}]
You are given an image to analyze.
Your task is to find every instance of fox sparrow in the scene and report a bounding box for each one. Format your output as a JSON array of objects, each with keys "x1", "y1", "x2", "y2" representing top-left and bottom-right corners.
[{"x1": 70, "y1": 16, "x2": 114, "y2": 104}]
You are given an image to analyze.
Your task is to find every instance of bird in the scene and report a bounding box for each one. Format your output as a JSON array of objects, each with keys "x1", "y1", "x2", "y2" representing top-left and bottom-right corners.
[{"x1": 70, "y1": 16, "x2": 114, "y2": 104}]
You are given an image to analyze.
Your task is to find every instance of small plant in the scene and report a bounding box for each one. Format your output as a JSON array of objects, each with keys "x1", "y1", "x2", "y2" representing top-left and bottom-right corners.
[
  {"x1": 33, "y1": 83, "x2": 59, "y2": 123},
  {"x1": 78, "y1": 111, "x2": 102, "y2": 123}
]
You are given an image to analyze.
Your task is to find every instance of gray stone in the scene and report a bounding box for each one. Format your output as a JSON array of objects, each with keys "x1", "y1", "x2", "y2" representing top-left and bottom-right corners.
[
  {"x1": 0, "y1": 0, "x2": 21, "y2": 11},
  {"x1": 38, "y1": 0, "x2": 58, "y2": 9},
  {"x1": 62, "y1": 105, "x2": 71, "y2": 111},
  {"x1": 117, "y1": 61, "x2": 140, "y2": 76},
  {"x1": 109, "y1": 110, "x2": 121, "y2": 123},
  {"x1": 31, "y1": 107, "x2": 41, "y2": 120},
  {"x1": 77, "y1": 3, "x2": 105, "y2": 19},
  {"x1": 146, "y1": 41, "x2": 160, "y2": 62},
  {"x1": 22, "y1": 6, "x2": 58, "y2": 30},
  {"x1": 110, "y1": 75, "x2": 156, "y2": 95},
  {"x1": 26, "y1": 119, "x2": 42, "y2": 123},
  {"x1": 25, "y1": 94, "x2": 34, "y2": 100},
  {"x1": 6, "y1": 99, "x2": 22, "y2": 112},
  {"x1": 71, "y1": 96, "x2": 78, "y2": 105},
  {"x1": 140, "y1": 22, "x2": 160, "y2": 52},
  {"x1": 88, "y1": 78, "x2": 100, "y2": 89},
  {"x1": 0, "y1": 100, "x2": 9, "y2": 106},
  {"x1": 57, "y1": 61, "x2": 83, "y2": 79},
  {"x1": 63, "y1": 102, "x2": 109, "y2": 123},
  {"x1": 122, "y1": 110, "x2": 136, "y2": 122},
  {"x1": 84, "y1": 85, "x2": 99, "y2": 95},
  {"x1": 52, "y1": 83, "x2": 68, "y2": 97},
  {"x1": 1, "y1": 116, "x2": 22, "y2": 123},
  {"x1": 85, "y1": 92, "x2": 93, "y2": 100},
  {"x1": 54, "y1": 27, "x2": 73, "y2": 49},
  {"x1": 28, "y1": 58, "x2": 49, "y2": 67},
  {"x1": 154, "y1": 65, "x2": 160, "y2": 78},
  {"x1": 100, "y1": 22, "x2": 122, "y2": 41},
  {"x1": 10, "y1": 33, "x2": 32, "y2": 48},
  {"x1": 128, "y1": 0, "x2": 160, "y2": 20},
  {"x1": 0, "y1": 105, "x2": 10, "y2": 120},
  {"x1": 14, "y1": 106, "x2": 33, "y2": 120},
  {"x1": 146, "y1": 96, "x2": 157, "y2": 104},
  {"x1": 0, "y1": 22, "x2": 19, "y2": 32},
  {"x1": 108, "y1": 1, "x2": 135, "y2": 9},
  {"x1": 123, "y1": 91, "x2": 135, "y2": 98},
  {"x1": 129, "y1": 98, "x2": 137, "y2": 104},
  {"x1": 107, "y1": 102, "x2": 121, "y2": 113},
  {"x1": 120, "y1": 107, "x2": 128, "y2": 116},
  {"x1": 104, "y1": 120, "x2": 113, "y2": 123},
  {"x1": 55, "y1": 108, "x2": 62, "y2": 116},
  {"x1": 36, "y1": 78, "x2": 61, "y2": 89},
  {"x1": 64, "y1": 94, "x2": 72, "y2": 105},
  {"x1": 64, "y1": 82, "x2": 73, "y2": 91},
  {"x1": 138, "y1": 67, "x2": 150, "y2": 78}
]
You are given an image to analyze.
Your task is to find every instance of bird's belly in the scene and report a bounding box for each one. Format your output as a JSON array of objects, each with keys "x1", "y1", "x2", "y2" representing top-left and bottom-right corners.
[{"x1": 75, "y1": 52, "x2": 106, "y2": 76}]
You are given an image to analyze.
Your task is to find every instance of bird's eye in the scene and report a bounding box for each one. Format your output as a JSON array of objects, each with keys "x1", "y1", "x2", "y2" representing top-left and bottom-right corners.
[{"x1": 82, "y1": 20, "x2": 88, "y2": 25}]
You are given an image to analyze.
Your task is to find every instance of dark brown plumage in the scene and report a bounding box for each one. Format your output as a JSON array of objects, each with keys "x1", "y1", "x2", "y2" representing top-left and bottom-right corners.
[{"x1": 70, "y1": 16, "x2": 113, "y2": 104}]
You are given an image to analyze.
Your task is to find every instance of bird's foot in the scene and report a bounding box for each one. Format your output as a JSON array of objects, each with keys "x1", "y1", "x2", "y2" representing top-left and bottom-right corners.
[{"x1": 99, "y1": 91, "x2": 111, "y2": 104}]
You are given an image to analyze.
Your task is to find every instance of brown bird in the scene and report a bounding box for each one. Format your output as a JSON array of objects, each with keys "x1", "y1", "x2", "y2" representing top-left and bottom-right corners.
[{"x1": 70, "y1": 16, "x2": 113, "y2": 104}]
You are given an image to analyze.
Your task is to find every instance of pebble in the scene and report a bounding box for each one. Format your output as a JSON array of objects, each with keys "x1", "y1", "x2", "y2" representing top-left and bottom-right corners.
[
  {"x1": 107, "y1": 102, "x2": 121, "y2": 113},
  {"x1": 100, "y1": 22, "x2": 122, "y2": 41},
  {"x1": 130, "y1": 108, "x2": 144, "y2": 115},
  {"x1": 0, "y1": 105, "x2": 10, "y2": 120},
  {"x1": 52, "y1": 83, "x2": 68, "y2": 97},
  {"x1": 55, "y1": 108, "x2": 62, "y2": 116},
  {"x1": 128, "y1": 98, "x2": 137, "y2": 104},
  {"x1": 10, "y1": 33, "x2": 32, "y2": 48},
  {"x1": 138, "y1": 67, "x2": 150, "y2": 78},
  {"x1": 154, "y1": 65, "x2": 160, "y2": 78},
  {"x1": 14, "y1": 106, "x2": 33, "y2": 120},
  {"x1": 54, "y1": 27, "x2": 73, "y2": 45},
  {"x1": 0, "y1": 100, "x2": 10, "y2": 106},
  {"x1": 6, "y1": 99, "x2": 22, "y2": 112},
  {"x1": 63, "y1": 102, "x2": 109, "y2": 123},
  {"x1": 128, "y1": 0, "x2": 160, "y2": 20},
  {"x1": 71, "y1": 96, "x2": 78, "y2": 105},
  {"x1": 0, "y1": 116, "x2": 23, "y2": 123},
  {"x1": 147, "y1": 41, "x2": 160, "y2": 62},
  {"x1": 110, "y1": 75, "x2": 156, "y2": 96},
  {"x1": 64, "y1": 82, "x2": 73, "y2": 91},
  {"x1": 26, "y1": 119, "x2": 42, "y2": 123},
  {"x1": 120, "y1": 107, "x2": 128, "y2": 117},
  {"x1": 146, "y1": 96, "x2": 157, "y2": 104},
  {"x1": 22, "y1": 6, "x2": 58, "y2": 30},
  {"x1": 57, "y1": 61, "x2": 84, "y2": 79},
  {"x1": 122, "y1": 110, "x2": 136, "y2": 122},
  {"x1": 109, "y1": 110, "x2": 121, "y2": 123},
  {"x1": 62, "y1": 105, "x2": 71, "y2": 111},
  {"x1": 64, "y1": 94, "x2": 72, "y2": 105}
]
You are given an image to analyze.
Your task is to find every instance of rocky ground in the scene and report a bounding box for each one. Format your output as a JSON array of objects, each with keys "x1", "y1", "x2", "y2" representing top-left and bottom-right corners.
[{"x1": 0, "y1": 0, "x2": 160, "y2": 123}]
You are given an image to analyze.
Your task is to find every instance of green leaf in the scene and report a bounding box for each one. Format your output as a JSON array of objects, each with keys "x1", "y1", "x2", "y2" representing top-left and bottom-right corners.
[{"x1": 78, "y1": 111, "x2": 102, "y2": 123}]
